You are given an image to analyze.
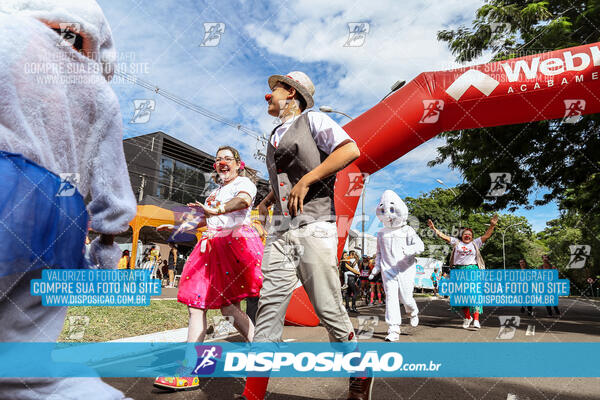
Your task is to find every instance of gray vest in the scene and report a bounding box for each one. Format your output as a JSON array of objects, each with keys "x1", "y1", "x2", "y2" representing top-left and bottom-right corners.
[{"x1": 266, "y1": 112, "x2": 336, "y2": 229}]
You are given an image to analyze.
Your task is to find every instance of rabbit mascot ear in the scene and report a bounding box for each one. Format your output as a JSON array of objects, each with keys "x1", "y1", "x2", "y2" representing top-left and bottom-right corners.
[
  {"x1": 0, "y1": 0, "x2": 117, "y2": 80},
  {"x1": 376, "y1": 190, "x2": 409, "y2": 229}
]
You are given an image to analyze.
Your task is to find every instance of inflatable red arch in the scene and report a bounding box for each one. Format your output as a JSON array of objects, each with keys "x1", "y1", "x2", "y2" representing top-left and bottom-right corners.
[{"x1": 285, "y1": 42, "x2": 600, "y2": 326}]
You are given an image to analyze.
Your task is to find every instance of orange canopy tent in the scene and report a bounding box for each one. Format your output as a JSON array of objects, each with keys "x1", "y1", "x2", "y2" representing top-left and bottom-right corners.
[{"x1": 127, "y1": 204, "x2": 205, "y2": 268}]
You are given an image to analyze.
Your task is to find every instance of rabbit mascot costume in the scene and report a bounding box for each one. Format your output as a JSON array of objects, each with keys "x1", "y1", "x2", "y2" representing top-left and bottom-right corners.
[
  {"x1": 0, "y1": 1, "x2": 136, "y2": 398},
  {"x1": 370, "y1": 190, "x2": 424, "y2": 341}
]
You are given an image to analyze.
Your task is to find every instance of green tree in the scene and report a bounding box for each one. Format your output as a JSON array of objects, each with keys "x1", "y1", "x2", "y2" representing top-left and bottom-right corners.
[{"x1": 536, "y1": 211, "x2": 597, "y2": 294}]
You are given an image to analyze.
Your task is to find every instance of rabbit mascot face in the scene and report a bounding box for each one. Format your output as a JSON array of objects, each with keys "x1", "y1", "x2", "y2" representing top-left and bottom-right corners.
[{"x1": 376, "y1": 190, "x2": 409, "y2": 229}]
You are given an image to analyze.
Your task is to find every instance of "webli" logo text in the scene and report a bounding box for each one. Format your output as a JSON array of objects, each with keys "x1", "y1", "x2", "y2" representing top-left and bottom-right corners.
[{"x1": 501, "y1": 46, "x2": 600, "y2": 81}]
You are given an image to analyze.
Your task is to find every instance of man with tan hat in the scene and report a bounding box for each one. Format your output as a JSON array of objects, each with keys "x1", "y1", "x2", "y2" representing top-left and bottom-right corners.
[{"x1": 239, "y1": 72, "x2": 374, "y2": 400}]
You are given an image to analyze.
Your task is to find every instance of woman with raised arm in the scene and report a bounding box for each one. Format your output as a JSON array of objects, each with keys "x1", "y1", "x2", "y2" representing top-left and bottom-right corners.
[
  {"x1": 154, "y1": 146, "x2": 264, "y2": 391},
  {"x1": 427, "y1": 215, "x2": 498, "y2": 329}
]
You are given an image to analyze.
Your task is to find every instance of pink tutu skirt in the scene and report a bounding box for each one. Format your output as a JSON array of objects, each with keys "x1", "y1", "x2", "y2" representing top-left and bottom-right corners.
[{"x1": 177, "y1": 225, "x2": 264, "y2": 309}]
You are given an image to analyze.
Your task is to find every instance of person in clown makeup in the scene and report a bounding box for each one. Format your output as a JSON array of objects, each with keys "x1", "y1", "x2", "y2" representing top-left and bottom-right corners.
[
  {"x1": 154, "y1": 146, "x2": 264, "y2": 391},
  {"x1": 370, "y1": 190, "x2": 424, "y2": 342}
]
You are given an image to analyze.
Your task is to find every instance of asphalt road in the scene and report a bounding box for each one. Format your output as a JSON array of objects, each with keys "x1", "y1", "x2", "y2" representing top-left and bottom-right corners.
[{"x1": 104, "y1": 296, "x2": 600, "y2": 399}]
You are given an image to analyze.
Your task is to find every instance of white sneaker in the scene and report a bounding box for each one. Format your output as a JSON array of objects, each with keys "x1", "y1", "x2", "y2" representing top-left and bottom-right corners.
[
  {"x1": 462, "y1": 317, "x2": 473, "y2": 329},
  {"x1": 410, "y1": 315, "x2": 419, "y2": 327},
  {"x1": 385, "y1": 331, "x2": 400, "y2": 342},
  {"x1": 473, "y1": 320, "x2": 481, "y2": 329},
  {"x1": 341, "y1": 284, "x2": 348, "y2": 290}
]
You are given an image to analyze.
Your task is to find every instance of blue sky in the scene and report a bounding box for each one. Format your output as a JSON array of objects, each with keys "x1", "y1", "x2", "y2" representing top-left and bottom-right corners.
[{"x1": 98, "y1": 0, "x2": 558, "y2": 234}]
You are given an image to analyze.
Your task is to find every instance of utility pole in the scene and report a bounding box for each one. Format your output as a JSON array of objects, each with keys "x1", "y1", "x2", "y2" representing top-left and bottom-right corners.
[
  {"x1": 138, "y1": 174, "x2": 146, "y2": 202},
  {"x1": 361, "y1": 185, "x2": 365, "y2": 256}
]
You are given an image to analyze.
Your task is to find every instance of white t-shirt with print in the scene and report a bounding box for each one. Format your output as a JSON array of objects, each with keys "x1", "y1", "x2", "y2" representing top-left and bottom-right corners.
[
  {"x1": 450, "y1": 237, "x2": 483, "y2": 266},
  {"x1": 270, "y1": 111, "x2": 354, "y2": 154},
  {"x1": 204, "y1": 176, "x2": 257, "y2": 230}
]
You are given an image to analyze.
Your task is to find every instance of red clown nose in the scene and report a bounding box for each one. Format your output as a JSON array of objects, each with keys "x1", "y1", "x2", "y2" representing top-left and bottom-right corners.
[{"x1": 265, "y1": 93, "x2": 272, "y2": 102}]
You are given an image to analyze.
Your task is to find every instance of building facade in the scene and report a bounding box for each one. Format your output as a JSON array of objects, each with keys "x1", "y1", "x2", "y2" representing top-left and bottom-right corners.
[{"x1": 123, "y1": 131, "x2": 270, "y2": 207}]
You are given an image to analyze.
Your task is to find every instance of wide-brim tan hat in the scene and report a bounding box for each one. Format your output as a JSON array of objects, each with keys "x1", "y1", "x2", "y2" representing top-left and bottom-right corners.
[{"x1": 268, "y1": 71, "x2": 315, "y2": 109}]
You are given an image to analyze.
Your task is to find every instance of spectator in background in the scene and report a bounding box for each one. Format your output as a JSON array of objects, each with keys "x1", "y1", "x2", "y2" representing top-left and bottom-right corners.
[
  {"x1": 541, "y1": 255, "x2": 560, "y2": 317},
  {"x1": 167, "y1": 242, "x2": 177, "y2": 288},
  {"x1": 341, "y1": 253, "x2": 360, "y2": 313},
  {"x1": 339, "y1": 251, "x2": 355, "y2": 290},
  {"x1": 117, "y1": 250, "x2": 130, "y2": 270},
  {"x1": 368, "y1": 256, "x2": 384, "y2": 306},
  {"x1": 338, "y1": 251, "x2": 348, "y2": 284},
  {"x1": 160, "y1": 260, "x2": 168, "y2": 284},
  {"x1": 359, "y1": 255, "x2": 371, "y2": 302},
  {"x1": 149, "y1": 245, "x2": 161, "y2": 279},
  {"x1": 431, "y1": 268, "x2": 439, "y2": 296}
]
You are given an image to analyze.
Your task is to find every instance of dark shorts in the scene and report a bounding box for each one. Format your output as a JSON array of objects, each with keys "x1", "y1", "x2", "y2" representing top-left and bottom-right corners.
[
  {"x1": 369, "y1": 274, "x2": 382, "y2": 284},
  {"x1": 168, "y1": 263, "x2": 176, "y2": 271}
]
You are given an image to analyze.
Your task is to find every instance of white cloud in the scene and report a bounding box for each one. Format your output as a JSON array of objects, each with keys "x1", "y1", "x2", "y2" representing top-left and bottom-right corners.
[{"x1": 245, "y1": 0, "x2": 483, "y2": 102}]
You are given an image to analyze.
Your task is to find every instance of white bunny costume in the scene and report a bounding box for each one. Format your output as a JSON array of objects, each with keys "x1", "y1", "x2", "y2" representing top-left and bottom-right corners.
[
  {"x1": 371, "y1": 190, "x2": 424, "y2": 341},
  {"x1": 0, "y1": 1, "x2": 135, "y2": 398}
]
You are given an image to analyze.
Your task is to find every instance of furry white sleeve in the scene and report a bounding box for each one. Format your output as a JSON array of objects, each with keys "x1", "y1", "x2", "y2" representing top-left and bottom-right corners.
[{"x1": 87, "y1": 102, "x2": 137, "y2": 235}]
